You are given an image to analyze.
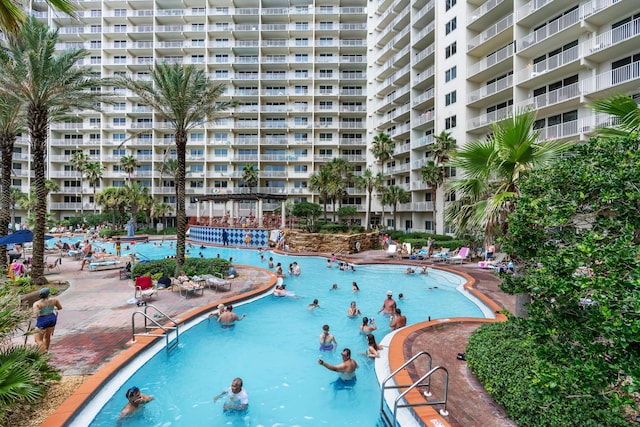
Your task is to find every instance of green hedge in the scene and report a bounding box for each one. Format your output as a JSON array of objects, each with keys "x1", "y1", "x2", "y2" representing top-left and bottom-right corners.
[
  {"x1": 131, "y1": 258, "x2": 231, "y2": 279},
  {"x1": 466, "y1": 321, "x2": 629, "y2": 427}
]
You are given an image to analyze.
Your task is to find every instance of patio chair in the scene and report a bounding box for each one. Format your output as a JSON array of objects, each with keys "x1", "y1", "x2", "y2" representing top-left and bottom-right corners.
[
  {"x1": 430, "y1": 248, "x2": 450, "y2": 262},
  {"x1": 478, "y1": 252, "x2": 507, "y2": 269},
  {"x1": 448, "y1": 247, "x2": 470, "y2": 264},
  {"x1": 44, "y1": 256, "x2": 62, "y2": 274},
  {"x1": 386, "y1": 244, "x2": 397, "y2": 257},
  {"x1": 134, "y1": 275, "x2": 157, "y2": 301},
  {"x1": 205, "y1": 273, "x2": 232, "y2": 292}
]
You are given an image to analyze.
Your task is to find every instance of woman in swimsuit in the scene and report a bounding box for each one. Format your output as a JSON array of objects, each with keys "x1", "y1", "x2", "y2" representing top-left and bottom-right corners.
[
  {"x1": 366, "y1": 334, "x2": 383, "y2": 358},
  {"x1": 32, "y1": 288, "x2": 62, "y2": 352},
  {"x1": 359, "y1": 316, "x2": 377, "y2": 334},
  {"x1": 319, "y1": 324, "x2": 337, "y2": 351}
]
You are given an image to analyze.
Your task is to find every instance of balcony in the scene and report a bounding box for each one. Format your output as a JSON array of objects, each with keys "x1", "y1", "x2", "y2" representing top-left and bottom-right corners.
[
  {"x1": 468, "y1": 43, "x2": 514, "y2": 82},
  {"x1": 469, "y1": 106, "x2": 512, "y2": 131},
  {"x1": 586, "y1": 17, "x2": 640, "y2": 63},
  {"x1": 519, "y1": 8, "x2": 581, "y2": 55},
  {"x1": 518, "y1": 45, "x2": 579, "y2": 85},
  {"x1": 581, "y1": 61, "x2": 640, "y2": 98},
  {"x1": 536, "y1": 120, "x2": 579, "y2": 141},
  {"x1": 467, "y1": 14, "x2": 513, "y2": 56},
  {"x1": 468, "y1": 74, "x2": 513, "y2": 106}
]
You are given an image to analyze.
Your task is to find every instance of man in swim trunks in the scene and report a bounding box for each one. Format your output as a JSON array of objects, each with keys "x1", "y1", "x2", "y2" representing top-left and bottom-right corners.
[
  {"x1": 217, "y1": 305, "x2": 246, "y2": 327},
  {"x1": 377, "y1": 290, "x2": 396, "y2": 316},
  {"x1": 32, "y1": 288, "x2": 62, "y2": 352},
  {"x1": 319, "y1": 324, "x2": 337, "y2": 351},
  {"x1": 318, "y1": 348, "x2": 358, "y2": 387}
]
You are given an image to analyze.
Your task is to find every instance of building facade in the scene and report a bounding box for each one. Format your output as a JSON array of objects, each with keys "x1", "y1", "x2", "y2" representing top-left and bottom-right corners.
[{"x1": 6, "y1": 0, "x2": 639, "y2": 232}]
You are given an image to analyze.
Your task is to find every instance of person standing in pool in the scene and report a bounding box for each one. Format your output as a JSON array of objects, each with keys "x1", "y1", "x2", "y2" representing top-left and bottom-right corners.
[
  {"x1": 214, "y1": 377, "x2": 248, "y2": 412},
  {"x1": 377, "y1": 290, "x2": 396, "y2": 316},
  {"x1": 120, "y1": 386, "x2": 153, "y2": 418},
  {"x1": 32, "y1": 288, "x2": 62, "y2": 352},
  {"x1": 318, "y1": 348, "x2": 358, "y2": 387},
  {"x1": 319, "y1": 324, "x2": 337, "y2": 351},
  {"x1": 217, "y1": 305, "x2": 246, "y2": 326}
]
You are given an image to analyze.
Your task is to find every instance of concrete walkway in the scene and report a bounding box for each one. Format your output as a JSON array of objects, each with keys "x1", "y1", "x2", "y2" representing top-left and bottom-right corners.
[{"x1": 41, "y1": 246, "x2": 515, "y2": 426}]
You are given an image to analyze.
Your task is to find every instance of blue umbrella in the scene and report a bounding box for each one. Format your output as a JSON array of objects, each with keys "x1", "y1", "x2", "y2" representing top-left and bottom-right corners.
[{"x1": 0, "y1": 229, "x2": 54, "y2": 245}]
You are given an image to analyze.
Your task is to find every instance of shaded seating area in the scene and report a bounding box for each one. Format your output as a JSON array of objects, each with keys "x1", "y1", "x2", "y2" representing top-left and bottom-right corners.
[{"x1": 134, "y1": 275, "x2": 157, "y2": 301}]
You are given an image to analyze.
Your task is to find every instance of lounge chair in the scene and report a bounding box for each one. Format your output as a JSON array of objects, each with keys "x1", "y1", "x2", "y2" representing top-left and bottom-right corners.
[
  {"x1": 478, "y1": 252, "x2": 507, "y2": 269},
  {"x1": 204, "y1": 273, "x2": 232, "y2": 292},
  {"x1": 173, "y1": 276, "x2": 204, "y2": 298},
  {"x1": 448, "y1": 247, "x2": 470, "y2": 264},
  {"x1": 430, "y1": 248, "x2": 450, "y2": 262},
  {"x1": 135, "y1": 275, "x2": 157, "y2": 301},
  {"x1": 386, "y1": 244, "x2": 397, "y2": 257},
  {"x1": 401, "y1": 243, "x2": 412, "y2": 259},
  {"x1": 89, "y1": 260, "x2": 123, "y2": 271}
]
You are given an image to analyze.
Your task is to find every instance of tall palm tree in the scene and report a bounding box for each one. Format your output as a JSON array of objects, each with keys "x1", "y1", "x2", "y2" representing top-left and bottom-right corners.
[
  {"x1": 115, "y1": 62, "x2": 234, "y2": 272},
  {"x1": 445, "y1": 110, "x2": 574, "y2": 241},
  {"x1": 84, "y1": 161, "x2": 103, "y2": 214},
  {"x1": 0, "y1": 0, "x2": 75, "y2": 32},
  {"x1": 0, "y1": 17, "x2": 107, "y2": 283},
  {"x1": 120, "y1": 155, "x2": 138, "y2": 183},
  {"x1": 9, "y1": 186, "x2": 24, "y2": 227},
  {"x1": 241, "y1": 164, "x2": 259, "y2": 193},
  {"x1": 355, "y1": 168, "x2": 384, "y2": 230},
  {"x1": 0, "y1": 95, "x2": 23, "y2": 267},
  {"x1": 420, "y1": 161, "x2": 443, "y2": 232},
  {"x1": 384, "y1": 185, "x2": 410, "y2": 231},
  {"x1": 370, "y1": 132, "x2": 394, "y2": 169},
  {"x1": 70, "y1": 151, "x2": 90, "y2": 218},
  {"x1": 309, "y1": 165, "x2": 334, "y2": 222},
  {"x1": 591, "y1": 93, "x2": 640, "y2": 139}
]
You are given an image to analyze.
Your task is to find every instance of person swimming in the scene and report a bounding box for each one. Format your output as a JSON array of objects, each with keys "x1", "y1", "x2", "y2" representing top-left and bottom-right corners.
[{"x1": 319, "y1": 324, "x2": 336, "y2": 351}]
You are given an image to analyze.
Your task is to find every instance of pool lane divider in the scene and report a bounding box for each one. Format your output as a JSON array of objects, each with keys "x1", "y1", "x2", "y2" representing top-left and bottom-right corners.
[{"x1": 42, "y1": 265, "x2": 277, "y2": 427}]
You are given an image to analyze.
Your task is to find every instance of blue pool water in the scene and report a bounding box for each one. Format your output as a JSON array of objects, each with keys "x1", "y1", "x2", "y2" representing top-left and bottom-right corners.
[{"x1": 69, "y1": 244, "x2": 486, "y2": 426}]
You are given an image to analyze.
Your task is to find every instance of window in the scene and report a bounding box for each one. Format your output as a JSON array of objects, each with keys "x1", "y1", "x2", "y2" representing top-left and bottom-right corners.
[
  {"x1": 214, "y1": 164, "x2": 228, "y2": 172},
  {"x1": 113, "y1": 117, "x2": 126, "y2": 126},
  {"x1": 445, "y1": 17, "x2": 457, "y2": 34},
  {"x1": 192, "y1": 39, "x2": 204, "y2": 47},
  {"x1": 190, "y1": 164, "x2": 204, "y2": 172},
  {"x1": 293, "y1": 181, "x2": 307, "y2": 188},
  {"x1": 114, "y1": 40, "x2": 126, "y2": 48},
  {"x1": 90, "y1": 40, "x2": 102, "y2": 48},
  {"x1": 114, "y1": 24, "x2": 127, "y2": 32},
  {"x1": 293, "y1": 165, "x2": 308, "y2": 172},
  {"x1": 213, "y1": 181, "x2": 227, "y2": 188},
  {"x1": 190, "y1": 181, "x2": 203, "y2": 188},
  {"x1": 295, "y1": 22, "x2": 309, "y2": 30},
  {"x1": 445, "y1": 42, "x2": 457, "y2": 58},
  {"x1": 191, "y1": 23, "x2": 204, "y2": 31},
  {"x1": 215, "y1": 70, "x2": 229, "y2": 78},
  {"x1": 294, "y1": 85, "x2": 308, "y2": 94},
  {"x1": 445, "y1": 66, "x2": 457, "y2": 82},
  {"x1": 319, "y1": 21, "x2": 333, "y2": 30},
  {"x1": 294, "y1": 117, "x2": 308, "y2": 125},
  {"x1": 446, "y1": 0, "x2": 457, "y2": 10},
  {"x1": 319, "y1": 133, "x2": 332, "y2": 141},
  {"x1": 12, "y1": 179, "x2": 21, "y2": 186},
  {"x1": 445, "y1": 115, "x2": 457, "y2": 129},
  {"x1": 319, "y1": 37, "x2": 333, "y2": 46},
  {"x1": 295, "y1": 38, "x2": 308, "y2": 46},
  {"x1": 295, "y1": 54, "x2": 308, "y2": 62},
  {"x1": 445, "y1": 90, "x2": 457, "y2": 105},
  {"x1": 191, "y1": 55, "x2": 204, "y2": 63}
]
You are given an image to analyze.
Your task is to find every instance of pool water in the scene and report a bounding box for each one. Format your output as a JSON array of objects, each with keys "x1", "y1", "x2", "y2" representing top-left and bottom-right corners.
[{"x1": 70, "y1": 245, "x2": 484, "y2": 426}]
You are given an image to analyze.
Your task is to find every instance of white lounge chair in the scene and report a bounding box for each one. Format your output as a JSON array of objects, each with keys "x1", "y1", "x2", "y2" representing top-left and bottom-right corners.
[
  {"x1": 478, "y1": 252, "x2": 507, "y2": 269},
  {"x1": 386, "y1": 244, "x2": 397, "y2": 257},
  {"x1": 430, "y1": 248, "x2": 450, "y2": 262}
]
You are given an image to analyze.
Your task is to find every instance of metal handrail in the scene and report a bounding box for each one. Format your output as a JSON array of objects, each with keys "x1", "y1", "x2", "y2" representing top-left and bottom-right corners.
[
  {"x1": 131, "y1": 304, "x2": 179, "y2": 351},
  {"x1": 379, "y1": 351, "x2": 433, "y2": 426},
  {"x1": 392, "y1": 366, "x2": 449, "y2": 427}
]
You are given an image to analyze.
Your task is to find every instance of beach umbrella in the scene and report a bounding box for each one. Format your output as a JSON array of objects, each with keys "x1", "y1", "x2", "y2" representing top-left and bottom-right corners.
[{"x1": 0, "y1": 229, "x2": 55, "y2": 245}]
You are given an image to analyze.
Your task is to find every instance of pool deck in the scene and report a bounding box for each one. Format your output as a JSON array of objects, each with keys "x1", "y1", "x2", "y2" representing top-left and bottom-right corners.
[{"x1": 38, "y1": 244, "x2": 516, "y2": 427}]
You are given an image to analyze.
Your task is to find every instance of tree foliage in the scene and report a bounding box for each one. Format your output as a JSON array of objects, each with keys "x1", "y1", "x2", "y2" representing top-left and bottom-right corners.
[
  {"x1": 498, "y1": 134, "x2": 640, "y2": 421},
  {"x1": 291, "y1": 201, "x2": 322, "y2": 232}
]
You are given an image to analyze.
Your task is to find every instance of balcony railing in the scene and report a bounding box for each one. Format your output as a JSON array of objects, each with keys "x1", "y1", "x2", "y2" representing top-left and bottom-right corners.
[
  {"x1": 520, "y1": 8, "x2": 579, "y2": 50},
  {"x1": 518, "y1": 45, "x2": 579, "y2": 83},
  {"x1": 468, "y1": 14, "x2": 513, "y2": 50}
]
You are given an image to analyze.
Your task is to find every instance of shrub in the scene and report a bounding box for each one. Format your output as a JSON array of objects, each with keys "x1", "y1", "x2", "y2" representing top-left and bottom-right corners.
[
  {"x1": 131, "y1": 257, "x2": 231, "y2": 279},
  {"x1": 466, "y1": 321, "x2": 630, "y2": 427},
  {"x1": 319, "y1": 223, "x2": 348, "y2": 233}
]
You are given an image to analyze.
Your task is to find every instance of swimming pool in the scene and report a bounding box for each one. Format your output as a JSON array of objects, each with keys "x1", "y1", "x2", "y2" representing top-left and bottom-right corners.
[{"x1": 69, "y1": 247, "x2": 488, "y2": 426}]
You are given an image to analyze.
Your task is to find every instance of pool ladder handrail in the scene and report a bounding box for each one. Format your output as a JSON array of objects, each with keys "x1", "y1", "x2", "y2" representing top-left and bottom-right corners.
[
  {"x1": 379, "y1": 351, "x2": 450, "y2": 426},
  {"x1": 131, "y1": 305, "x2": 179, "y2": 351}
]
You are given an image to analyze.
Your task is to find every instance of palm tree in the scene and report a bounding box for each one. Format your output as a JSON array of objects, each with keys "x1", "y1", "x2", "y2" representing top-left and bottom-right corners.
[
  {"x1": 591, "y1": 93, "x2": 640, "y2": 139},
  {"x1": 96, "y1": 187, "x2": 126, "y2": 226},
  {"x1": 328, "y1": 157, "x2": 353, "y2": 220},
  {"x1": 355, "y1": 168, "x2": 384, "y2": 230},
  {"x1": 0, "y1": 17, "x2": 107, "y2": 283},
  {"x1": 84, "y1": 161, "x2": 103, "y2": 214},
  {"x1": 370, "y1": 132, "x2": 394, "y2": 169},
  {"x1": 9, "y1": 186, "x2": 24, "y2": 227},
  {"x1": 0, "y1": 0, "x2": 75, "y2": 32},
  {"x1": 120, "y1": 155, "x2": 138, "y2": 183},
  {"x1": 122, "y1": 183, "x2": 150, "y2": 231},
  {"x1": 70, "y1": 151, "x2": 90, "y2": 219},
  {"x1": 241, "y1": 164, "x2": 259, "y2": 193},
  {"x1": 0, "y1": 95, "x2": 23, "y2": 267},
  {"x1": 420, "y1": 161, "x2": 443, "y2": 232},
  {"x1": 309, "y1": 165, "x2": 334, "y2": 222},
  {"x1": 385, "y1": 185, "x2": 410, "y2": 230},
  {"x1": 115, "y1": 63, "x2": 234, "y2": 272},
  {"x1": 445, "y1": 110, "x2": 574, "y2": 241}
]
